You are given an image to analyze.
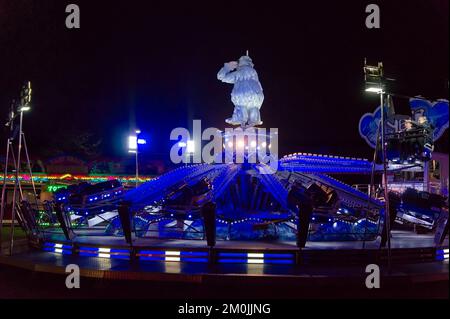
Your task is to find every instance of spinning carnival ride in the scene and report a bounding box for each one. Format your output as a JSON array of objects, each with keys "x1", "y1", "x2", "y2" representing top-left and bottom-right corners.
[
  {"x1": 42, "y1": 149, "x2": 446, "y2": 245},
  {"x1": 42, "y1": 152, "x2": 385, "y2": 244}
]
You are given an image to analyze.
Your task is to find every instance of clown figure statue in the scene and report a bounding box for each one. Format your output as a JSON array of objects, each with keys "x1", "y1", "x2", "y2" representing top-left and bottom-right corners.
[{"x1": 217, "y1": 52, "x2": 264, "y2": 127}]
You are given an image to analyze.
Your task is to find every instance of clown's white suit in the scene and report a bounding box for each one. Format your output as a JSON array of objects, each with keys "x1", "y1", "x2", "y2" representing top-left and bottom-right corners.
[{"x1": 217, "y1": 55, "x2": 264, "y2": 127}]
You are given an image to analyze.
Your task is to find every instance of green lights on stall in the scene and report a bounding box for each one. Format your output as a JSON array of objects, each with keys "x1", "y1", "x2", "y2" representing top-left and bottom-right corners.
[{"x1": 46, "y1": 185, "x2": 68, "y2": 193}]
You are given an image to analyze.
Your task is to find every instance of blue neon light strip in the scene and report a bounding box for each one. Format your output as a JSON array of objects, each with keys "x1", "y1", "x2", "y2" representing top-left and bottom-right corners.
[
  {"x1": 138, "y1": 250, "x2": 209, "y2": 263},
  {"x1": 43, "y1": 242, "x2": 72, "y2": 249},
  {"x1": 180, "y1": 251, "x2": 208, "y2": 257},
  {"x1": 217, "y1": 251, "x2": 295, "y2": 264},
  {"x1": 139, "y1": 250, "x2": 165, "y2": 255},
  {"x1": 110, "y1": 254, "x2": 131, "y2": 260},
  {"x1": 218, "y1": 252, "x2": 294, "y2": 259},
  {"x1": 78, "y1": 246, "x2": 99, "y2": 251},
  {"x1": 218, "y1": 259, "x2": 294, "y2": 265},
  {"x1": 111, "y1": 249, "x2": 131, "y2": 253},
  {"x1": 43, "y1": 247, "x2": 73, "y2": 255},
  {"x1": 139, "y1": 256, "x2": 165, "y2": 261},
  {"x1": 435, "y1": 248, "x2": 449, "y2": 261},
  {"x1": 180, "y1": 258, "x2": 208, "y2": 263},
  {"x1": 77, "y1": 247, "x2": 130, "y2": 254},
  {"x1": 138, "y1": 251, "x2": 207, "y2": 257},
  {"x1": 43, "y1": 242, "x2": 73, "y2": 255},
  {"x1": 77, "y1": 246, "x2": 131, "y2": 259},
  {"x1": 42, "y1": 242, "x2": 298, "y2": 265},
  {"x1": 138, "y1": 256, "x2": 209, "y2": 263}
]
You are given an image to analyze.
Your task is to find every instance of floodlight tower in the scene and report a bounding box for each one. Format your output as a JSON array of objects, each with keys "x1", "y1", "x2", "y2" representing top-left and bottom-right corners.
[
  {"x1": 9, "y1": 81, "x2": 32, "y2": 254},
  {"x1": 0, "y1": 103, "x2": 16, "y2": 250},
  {"x1": 364, "y1": 59, "x2": 392, "y2": 271},
  {"x1": 128, "y1": 130, "x2": 146, "y2": 188}
]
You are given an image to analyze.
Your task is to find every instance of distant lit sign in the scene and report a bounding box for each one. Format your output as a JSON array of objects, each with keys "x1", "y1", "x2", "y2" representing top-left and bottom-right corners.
[{"x1": 47, "y1": 185, "x2": 68, "y2": 193}]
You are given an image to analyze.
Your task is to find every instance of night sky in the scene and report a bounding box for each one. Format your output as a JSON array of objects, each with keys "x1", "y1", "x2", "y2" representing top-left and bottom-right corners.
[{"x1": 0, "y1": 0, "x2": 448, "y2": 163}]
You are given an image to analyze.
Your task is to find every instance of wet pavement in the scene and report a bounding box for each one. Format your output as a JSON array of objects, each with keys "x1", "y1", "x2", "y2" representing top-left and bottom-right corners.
[{"x1": 0, "y1": 250, "x2": 448, "y2": 299}]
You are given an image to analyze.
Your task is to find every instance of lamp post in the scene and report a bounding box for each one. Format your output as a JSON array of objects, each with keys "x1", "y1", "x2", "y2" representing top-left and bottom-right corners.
[
  {"x1": 364, "y1": 60, "x2": 392, "y2": 272},
  {"x1": 9, "y1": 82, "x2": 32, "y2": 254},
  {"x1": 0, "y1": 106, "x2": 15, "y2": 250},
  {"x1": 128, "y1": 130, "x2": 146, "y2": 188}
]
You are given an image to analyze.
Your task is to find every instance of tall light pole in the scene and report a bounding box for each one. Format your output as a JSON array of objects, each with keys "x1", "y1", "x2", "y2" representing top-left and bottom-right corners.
[
  {"x1": 364, "y1": 60, "x2": 391, "y2": 272},
  {"x1": 9, "y1": 82, "x2": 32, "y2": 254},
  {"x1": 128, "y1": 130, "x2": 146, "y2": 188},
  {"x1": 0, "y1": 106, "x2": 15, "y2": 251}
]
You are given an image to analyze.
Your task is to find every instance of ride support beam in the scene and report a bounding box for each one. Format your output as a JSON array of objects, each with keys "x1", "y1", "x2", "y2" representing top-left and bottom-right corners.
[
  {"x1": 381, "y1": 192, "x2": 400, "y2": 247},
  {"x1": 287, "y1": 186, "x2": 313, "y2": 248},
  {"x1": 118, "y1": 201, "x2": 133, "y2": 245},
  {"x1": 54, "y1": 203, "x2": 75, "y2": 241},
  {"x1": 201, "y1": 202, "x2": 216, "y2": 247}
]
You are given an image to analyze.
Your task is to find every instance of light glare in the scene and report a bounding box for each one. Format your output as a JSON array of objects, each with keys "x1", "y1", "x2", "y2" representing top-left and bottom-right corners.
[
  {"x1": 365, "y1": 87, "x2": 383, "y2": 93},
  {"x1": 128, "y1": 135, "x2": 137, "y2": 150},
  {"x1": 187, "y1": 140, "x2": 195, "y2": 153}
]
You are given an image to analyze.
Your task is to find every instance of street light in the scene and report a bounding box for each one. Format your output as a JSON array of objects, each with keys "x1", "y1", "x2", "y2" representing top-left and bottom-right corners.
[
  {"x1": 19, "y1": 106, "x2": 31, "y2": 112},
  {"x1": 365, "y1": 87, "x2": 383, "y2": 94},
  {"x1": 5, "y1": 81, "x2": 32, "y2": 254},
  {"x1": 128, "y1": 130, "x2": 146, "y2": 188}
]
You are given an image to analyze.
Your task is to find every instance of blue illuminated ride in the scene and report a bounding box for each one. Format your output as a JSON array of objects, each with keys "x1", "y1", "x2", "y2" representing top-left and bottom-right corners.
[
  {"x1": 41, "y1": 153, "x2": 387, "y2": 243},
  {"x1": 42, "y1": 148, "x2": 448, "y2": 245}
]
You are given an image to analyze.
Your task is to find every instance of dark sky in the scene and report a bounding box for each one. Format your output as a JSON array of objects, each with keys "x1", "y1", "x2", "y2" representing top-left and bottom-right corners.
[{"x1": 0, "y1": 0, "x2": 448, "y2": 163}]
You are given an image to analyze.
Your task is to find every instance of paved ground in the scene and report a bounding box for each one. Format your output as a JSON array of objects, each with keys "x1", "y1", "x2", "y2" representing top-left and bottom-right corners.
[
  {"x1": 1, "y1": 250, "x2": 448, "y2": 299},
  {"x1": 1, "y1": 228, "x2": 448, "y2": 299},
  {"x1": 0, "y1": 263, "x2": 448, "y2": 299}
]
